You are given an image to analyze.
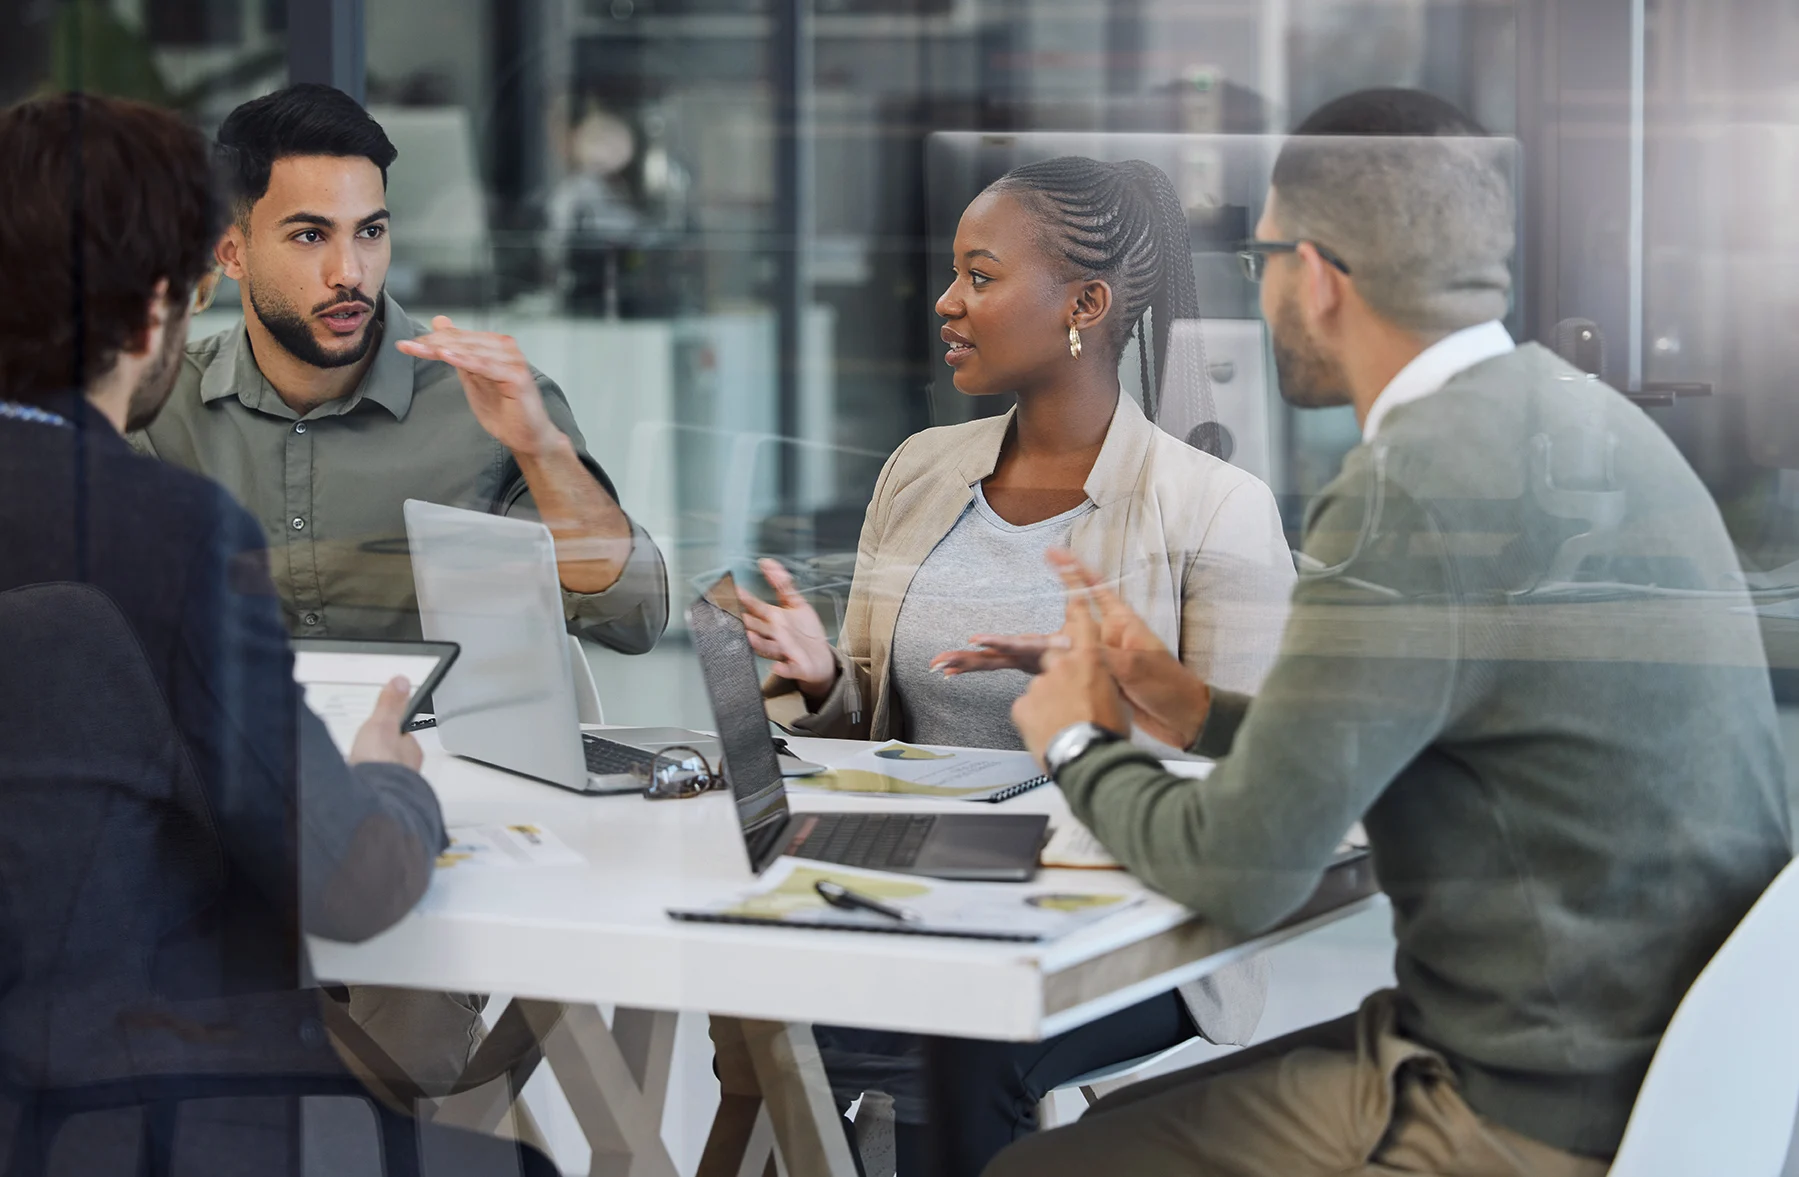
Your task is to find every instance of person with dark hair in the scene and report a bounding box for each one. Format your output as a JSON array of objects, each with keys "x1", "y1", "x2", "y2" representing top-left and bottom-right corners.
[
  {"x1": 1290, "y1": 84, "x2": 1488, "y2": 137},
  {"x1": 131, "y1": 83, "x2": 671, "y2": 1097},
  {"x1": 0, "y1": 91, "x2": 556, "y2": 1175},
  {"x1": 744, "y1": 156, "x2": 1295, "y2": 1175},
  {"x1": 988, "y1": 87, "x2": 1791, "y2": 1177}
]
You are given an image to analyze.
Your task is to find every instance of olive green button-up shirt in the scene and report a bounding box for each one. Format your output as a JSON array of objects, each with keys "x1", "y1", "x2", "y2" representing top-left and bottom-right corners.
[{"x1": 133, "y1": 294, "x2": 668, "y2": 652}]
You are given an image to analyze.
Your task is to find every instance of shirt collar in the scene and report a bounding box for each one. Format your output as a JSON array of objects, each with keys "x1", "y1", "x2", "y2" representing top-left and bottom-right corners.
[
  {"x1": 1362, "y1": 320, "x2": 1514, "y2": 442},
  {"x1": 953, "y1": 393, "x2": 1158, "y2": 508},
  {"x1": 198, "y1": 290, "x2": 420, "y2": 420}
]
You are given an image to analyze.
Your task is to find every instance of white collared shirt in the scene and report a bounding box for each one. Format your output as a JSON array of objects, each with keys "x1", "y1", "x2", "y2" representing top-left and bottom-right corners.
[{"x1": 1361, "y1": 320, "x2": 1515, "y2": 442}]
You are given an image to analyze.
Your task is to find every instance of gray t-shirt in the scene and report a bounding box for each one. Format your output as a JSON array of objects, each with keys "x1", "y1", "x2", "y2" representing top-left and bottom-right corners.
[{"x1": 890, "y1": 485, "x2": 1095, "y2": 748}]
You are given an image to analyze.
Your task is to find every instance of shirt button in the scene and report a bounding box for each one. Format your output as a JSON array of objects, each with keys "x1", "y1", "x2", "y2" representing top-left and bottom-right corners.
[
  {"x1": 303, "y1": 612, "x2": 320, "y2": 627},
  {"x1": 291, "y1": 517, "x2": 305, "y2": 531},
  {"x1": 294, "y1": 422, "x2": 307, "y2": 434}
]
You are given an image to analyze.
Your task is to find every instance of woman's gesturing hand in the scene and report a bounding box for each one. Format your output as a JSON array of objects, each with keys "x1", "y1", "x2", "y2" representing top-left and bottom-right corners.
[
  {"x1": 930, "y1": 548, "x2": 1171, "y2": 678},
  {"x1": 741, "y1": 558, "x2": 839, "y2": 701},
  {"x1": 931, "y1": 633, "x2": 1059, "y2": 677}
]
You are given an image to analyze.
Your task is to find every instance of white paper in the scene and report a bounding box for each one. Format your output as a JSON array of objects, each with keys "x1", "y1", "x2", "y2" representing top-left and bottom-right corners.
[
  {"x1": 294, "y1": 650, "x2": 444, "y2": 752},
  {"x1": 436, "y1": 823, "x2": 584, "y2": 871},
  {"x1": 681, "y1": 857, "x2": 1143, "y2": 941},
  {"x1": 1042, "y1": 819, "x2": 1123, "y2": 869},
  {"x1": 790, "y1": 741, "x2": 1045, "y2": 801}
]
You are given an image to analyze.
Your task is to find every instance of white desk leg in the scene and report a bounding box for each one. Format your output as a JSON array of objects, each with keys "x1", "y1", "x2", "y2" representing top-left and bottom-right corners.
[
  {"x1": 513, "y1": 1001, "x2": 680, "y2": 1177},
  {"x1": 701, "y1": 1017, "x2": 856, "y2": 1177}
]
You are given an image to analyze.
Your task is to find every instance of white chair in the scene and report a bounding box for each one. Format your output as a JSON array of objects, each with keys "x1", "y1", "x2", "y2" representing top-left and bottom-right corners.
[{"x1": 1607, "y1": 856, "x2": 1799, "y2": 1177}]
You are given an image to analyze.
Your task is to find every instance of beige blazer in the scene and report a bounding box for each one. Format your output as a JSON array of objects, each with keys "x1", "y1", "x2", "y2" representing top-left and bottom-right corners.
[{"x1": 766, "y1": 394, "x2": 1297, "y2": 1045}]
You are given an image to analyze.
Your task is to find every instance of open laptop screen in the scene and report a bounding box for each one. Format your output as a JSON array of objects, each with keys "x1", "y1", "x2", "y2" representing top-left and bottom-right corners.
[{"x1": 686, "y1": 575, "x2": 790, "y2": 840}]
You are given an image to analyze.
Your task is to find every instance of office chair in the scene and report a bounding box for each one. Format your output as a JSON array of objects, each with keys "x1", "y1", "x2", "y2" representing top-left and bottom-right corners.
[
  {"x1": 1606, "y1": 856, "x2": 1799, "y2": 1177},
  {"x1": 0, "y1": 583, "x2": 553, "y2": 1177}
]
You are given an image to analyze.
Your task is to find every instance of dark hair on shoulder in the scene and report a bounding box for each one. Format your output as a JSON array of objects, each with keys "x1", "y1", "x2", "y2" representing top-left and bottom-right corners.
[
  {"x1": 1292, "y1": 87, "x2": 1487, "y2": 138},
  {"x1": 216, "y1": 83, "x2": 397, "y2": 219},
  {"x1": 989, "y1": 156, "x2": 1205, "y2": 429},
  {"x1": 0, "y1": 92, "x2": 223, "y2": 403}
]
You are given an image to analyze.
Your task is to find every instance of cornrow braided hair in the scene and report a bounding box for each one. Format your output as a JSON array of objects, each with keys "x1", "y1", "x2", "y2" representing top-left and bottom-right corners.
[{"x1": 990, "y1": 156, "x2": 1217, "y2": 449}]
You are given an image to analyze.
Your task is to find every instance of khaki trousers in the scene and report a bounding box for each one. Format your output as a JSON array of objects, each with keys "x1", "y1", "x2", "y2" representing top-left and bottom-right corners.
[{"x1": 983, "y1": 991, "x2": 1611, "y2": 1177}]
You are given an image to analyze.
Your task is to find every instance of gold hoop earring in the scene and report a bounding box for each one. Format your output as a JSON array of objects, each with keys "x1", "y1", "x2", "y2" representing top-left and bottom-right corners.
[{"x1": 1068, "y1": 325, "x2": 1083, "y2": 359}]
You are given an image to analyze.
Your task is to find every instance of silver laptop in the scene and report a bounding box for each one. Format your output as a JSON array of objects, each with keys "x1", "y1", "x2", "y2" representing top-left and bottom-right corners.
[{"x1": 405, "y1": 499, "x2": 726, "y2": 794}]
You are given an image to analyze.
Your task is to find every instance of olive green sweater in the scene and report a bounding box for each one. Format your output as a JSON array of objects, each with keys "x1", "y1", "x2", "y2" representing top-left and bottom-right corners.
[{"x1": 1060, "y1": 344, "x2": 1793, "y2": 1157}]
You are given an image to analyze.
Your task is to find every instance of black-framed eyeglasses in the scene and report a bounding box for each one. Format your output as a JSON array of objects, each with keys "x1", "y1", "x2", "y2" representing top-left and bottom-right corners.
[
  {"x1": 634, "y1": 745, "x2": 730, "y2": 800},
  {"x1": 1236, "y1": 240, "x2": 1353, "y2": 283}
]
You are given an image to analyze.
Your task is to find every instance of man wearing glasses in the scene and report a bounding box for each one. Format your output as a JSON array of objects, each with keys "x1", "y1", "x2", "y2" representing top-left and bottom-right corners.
[
  {"x1": 134, "y1": 83, "x2": 670, "y2": 1102},
  {"x1": 986, "y1": 89, "x2": 1791, "y2": 1177}
]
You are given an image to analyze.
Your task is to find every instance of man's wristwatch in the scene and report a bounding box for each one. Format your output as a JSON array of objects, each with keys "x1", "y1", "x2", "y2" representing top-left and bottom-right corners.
[{"x1": 1043, "y1": 722, "x2": 1125, "y2": 778}]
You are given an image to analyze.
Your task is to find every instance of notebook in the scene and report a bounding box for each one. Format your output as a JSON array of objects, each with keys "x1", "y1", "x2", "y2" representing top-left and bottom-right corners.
[
  {"x1": 669, "y1": 857, "x2": 1142, "y2": 943},
  {"x1": 788, "y1": 741, "x2": 1050, "y2": 803}
]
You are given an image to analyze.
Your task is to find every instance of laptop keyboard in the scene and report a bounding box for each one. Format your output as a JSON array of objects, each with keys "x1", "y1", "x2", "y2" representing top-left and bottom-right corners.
[
  {"x1": 582, "y1": 734, "x2": 658, "y2": 776},
  {"x1": 791, "y1": 813, "x2": 937, "y2": 871}
]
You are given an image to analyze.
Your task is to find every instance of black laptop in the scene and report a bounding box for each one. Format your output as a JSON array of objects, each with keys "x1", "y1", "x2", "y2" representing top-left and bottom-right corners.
[{"x1": 687, "y1": 574, "x2": 1048, "y2": 883}]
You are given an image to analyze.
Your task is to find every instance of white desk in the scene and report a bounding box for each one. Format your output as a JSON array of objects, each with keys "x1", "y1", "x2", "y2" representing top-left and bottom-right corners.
[{"x1": 311, "y1": 732, "x2": 1379, "y2": 1176}]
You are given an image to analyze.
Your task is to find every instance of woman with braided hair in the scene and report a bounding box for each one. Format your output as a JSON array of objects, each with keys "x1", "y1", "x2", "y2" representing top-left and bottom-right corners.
[{"x1": 741, "y1": 157, "x2": 1295, "y2": 1174}]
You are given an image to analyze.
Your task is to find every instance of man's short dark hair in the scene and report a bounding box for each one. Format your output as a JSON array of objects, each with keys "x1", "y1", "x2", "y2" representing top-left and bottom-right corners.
[
  {"x1": 1292, "y1": 87, "x2": 1489, "y2": 138},
  {"x1": 216, "y1": 83, "x2": 398, "y2": 222},
  {"x1": 0, "y1": 92, "x2": 222, "y2": 404}
]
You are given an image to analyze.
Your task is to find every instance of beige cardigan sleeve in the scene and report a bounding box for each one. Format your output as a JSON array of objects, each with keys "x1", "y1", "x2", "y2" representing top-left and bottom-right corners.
[
  {"x1": 760, "y1": 438, "x2": 911, "y2": 739},
  {"x1": 1179, "y1": 477, "x2": 1297, "y2": 695}
]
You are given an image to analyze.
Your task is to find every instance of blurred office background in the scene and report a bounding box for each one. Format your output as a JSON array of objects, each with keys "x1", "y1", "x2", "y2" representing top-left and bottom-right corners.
[
  {"x1": 8, "y1": 1, "x2": 1799, "y2": 1170},
  {"x1": 11, "y1": 1, "x2": 1799, "y2": 693}
]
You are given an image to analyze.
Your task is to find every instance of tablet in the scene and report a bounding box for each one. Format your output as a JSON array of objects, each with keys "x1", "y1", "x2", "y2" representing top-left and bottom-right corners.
[{"x1": 292, "y1": 638, "x2": 460, "y2": 753}]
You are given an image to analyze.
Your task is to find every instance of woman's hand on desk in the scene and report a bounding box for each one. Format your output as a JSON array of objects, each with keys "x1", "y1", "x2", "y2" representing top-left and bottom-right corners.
[{"x1": 742, "y1": 559, "x2": 839, "y2": 701}]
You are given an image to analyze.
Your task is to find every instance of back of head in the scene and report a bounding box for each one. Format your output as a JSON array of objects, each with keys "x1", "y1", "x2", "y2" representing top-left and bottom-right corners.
[
  {"x1": 217, "y1": 83, "x2": 397, "y2": 224},
  {"x1": 0, "y1": 93, "x2": 221, "y2": 404},
  {"x1": 1272, "y1": 88, "x2": 1514, "y2": 337},
  {"x1": 989, "y1": 156, "x2": 1203, "y2": 425}
]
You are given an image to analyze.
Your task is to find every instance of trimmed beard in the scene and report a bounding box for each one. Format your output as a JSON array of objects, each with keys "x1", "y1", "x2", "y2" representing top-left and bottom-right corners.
[
  {"x1": 248, "y1": 278, "x2": 383, "y2": 370},
  {"x1": 1270, "y1": 289, "x2": 1353, "y2": 410}
]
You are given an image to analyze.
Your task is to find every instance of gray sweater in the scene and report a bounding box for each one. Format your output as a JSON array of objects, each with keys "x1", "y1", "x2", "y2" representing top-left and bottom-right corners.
[{"x1": 1059, "y1": 344, "x2": 1793, "y2": 1157}]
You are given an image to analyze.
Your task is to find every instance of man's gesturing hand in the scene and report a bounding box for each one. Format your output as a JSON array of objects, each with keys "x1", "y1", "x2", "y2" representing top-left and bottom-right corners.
[
  {"x1": 1045, "y1": 549, "x2": 1212, "y2": 750},
  {"x1": 397, "y1": 316, "x2": 561, "y2": 457},
  {"x1": 741, "y1": 558, "x2": 839, "y2": 701},
  {"x1": 1012, "y1": 570, "x2": 1131, "y2": 768},
  {"x1": 348, "y1": 677, "x2": 425, "y2": 772}
]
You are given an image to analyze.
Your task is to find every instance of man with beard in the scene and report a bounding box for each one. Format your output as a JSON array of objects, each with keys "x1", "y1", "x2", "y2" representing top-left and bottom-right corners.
[
  {"x1": 0, "y1": 91, "x2": 556, "y2": 1175},
  {"x1": 134, "y1": 84, "x2": 670, "y2": 1098},
  {"x1": 982, "y1": 89, "x2": 1793, "y2": 1176},
  {"x1": 136, "y1": 83, "x2": 668, "y2": 652}
]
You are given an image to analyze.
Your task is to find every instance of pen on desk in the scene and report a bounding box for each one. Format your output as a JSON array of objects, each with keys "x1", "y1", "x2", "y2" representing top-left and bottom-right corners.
[{"x1": 815, "y1": 879, "x2": 921, "y2": 924}]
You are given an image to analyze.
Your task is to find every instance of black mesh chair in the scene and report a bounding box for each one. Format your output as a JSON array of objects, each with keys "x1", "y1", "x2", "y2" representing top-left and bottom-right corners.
[{"x1": 0, "y1": 583, "x2": 552, "y2": 1177}]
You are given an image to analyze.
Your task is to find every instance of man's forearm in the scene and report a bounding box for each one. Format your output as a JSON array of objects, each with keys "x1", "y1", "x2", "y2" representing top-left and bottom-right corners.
[{"x1": 514, "y1": 433, "x2": 636, "y2": 593}]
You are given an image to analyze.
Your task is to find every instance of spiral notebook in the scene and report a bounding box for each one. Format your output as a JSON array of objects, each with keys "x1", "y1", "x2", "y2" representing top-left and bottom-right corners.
[
  {"x1": 669, "y1": 858, "x2": 1143, "y2": 942},
  {"x1": 786, "y1": 741, "x2": 1051, "y2": 803}
]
